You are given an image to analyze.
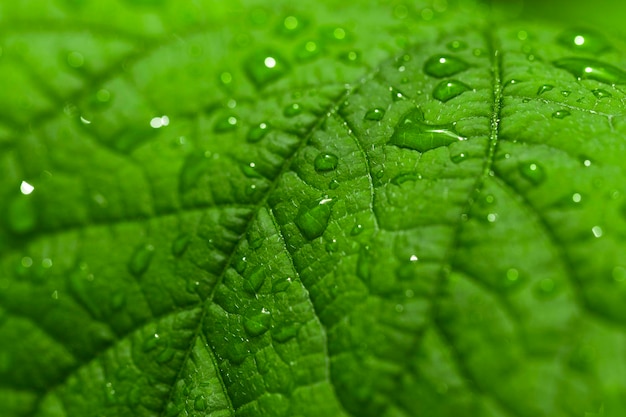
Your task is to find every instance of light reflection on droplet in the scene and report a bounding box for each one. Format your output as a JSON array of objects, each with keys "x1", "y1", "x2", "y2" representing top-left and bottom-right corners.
[
  {"x1": 80, "y1": 116, "x2": 91, "y2": 125},
  {"x1": 572, "y1": 193, "x2": 582, "y2": 203},
  {"x1": 409, "y1": 255, "x2": 418, "y2": 262},
  {"x1": 150, "y1": 115, "x2": 170, "y2": 129},
  {"x1": 264, "y1": 57, "x2": 277, "y2": 68},
  {"x1": 592, "y1": 226, "x2": 603, "y2": 238},
  {"x1": 21, "y1": 257, "x2": 33, "y2": 268},
  {"x1": 42, "y1": 258, "x2": 53, "y2": 268},
  {"x1": 20, "y1": 181, "x2": 34, "y2": 195},
  {"x1": 574, "y1": 35, "x2": 585, "y2": 46}
]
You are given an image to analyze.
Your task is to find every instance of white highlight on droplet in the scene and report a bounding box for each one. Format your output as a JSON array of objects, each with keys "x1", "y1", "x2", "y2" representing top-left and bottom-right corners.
[
  {"x1": 574, "y1": 35, "x2": 585, "y2": 46},
  {"x1": 150, "y1": 115, "x2": 170, "y2": 128},
  {"x1": 264, "y1": 57, "x2": 276, "y2": 68},
  {"x1": 409, "y1": 255, "x2": 418, "y2": 262},
  {"x1": 592, "y1": 226, "x2": 603, "y2": 238},
  {"x1": 584, "y1": 67, "x2": 593, "y2": 73},
  {"x1": 20, "y1": 181, "x2": 34, "y2": 195}
]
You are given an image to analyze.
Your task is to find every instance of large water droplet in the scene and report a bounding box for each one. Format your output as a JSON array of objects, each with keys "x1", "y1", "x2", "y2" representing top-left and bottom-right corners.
[
  {"x1": 244, "y1": 308, "x2": 271, "y2": 337},
  {"x1": 432, "y1": 79, "x2": 471, "y2": 102},
  {"x1": 552, "y1": 109, "x2": 571, "y2": 119},
  {"x1": 536, "y1": 84, "x2": 554, "y2": 95},
  {"x1": 247, "y1": 122, "x2": 270, "y2": 142},
  {"x1": 314, "y1": 153, "x2": 339, "y2": 172},
  {"x1": 592, "y1": 89, "x2": 612, "y2": 99},
  {"x1": 424, "y1": 55, "x2": 469, "y2": 78},
  {"x1": 364, "y1": 108, "x2": 385, "y2": 121},
  {"x1": 557, "y1": 29, "x2": 611, "y2": 54},
  {"x1": 128, "y1": 244, "x2": 155, "y2": 277},
  {"x1": 389, "y1": 108, "x2": 465, "y2": 152},
  {"x1": 553, "y1": 58, "x2": 626, "y2": 85},
  {"x1": 519, "y1": 162, "x2": 545, "y2": 185},
  {"x1": 295, "y1": 198, "x2": 333, "y2": 240},
  {"x1": 244, "y1": 49, "x2": 289, "y2": 88}
]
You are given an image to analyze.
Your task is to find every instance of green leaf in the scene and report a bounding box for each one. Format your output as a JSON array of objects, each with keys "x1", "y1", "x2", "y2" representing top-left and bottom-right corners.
[{"x1": 1, "y1": 1, "x2": 626, "y2": 416}]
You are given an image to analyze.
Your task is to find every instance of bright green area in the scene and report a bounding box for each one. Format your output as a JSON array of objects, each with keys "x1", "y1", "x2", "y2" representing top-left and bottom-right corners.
[{"x1": 1, "y1": 0, "x2": 626, "y2": 416}]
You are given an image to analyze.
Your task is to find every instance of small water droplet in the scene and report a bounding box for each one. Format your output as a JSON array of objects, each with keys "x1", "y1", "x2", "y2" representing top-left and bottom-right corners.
[
  {"x1": 67, "y1": 51, "x2": 84, "y2": 68},
  {"x1": 557, "y1": 29, "x2": 611, "y2": 54},
  {"x1": 519, "y1": 162, "x2": 545, "y2": 185},
  {"x1": 486, "y1": 213, "x2": 498, "y2": 223},
  {"x1": 446, "y1": 40, "x2": 468, "y2": 51},
  {"x1": 450, "y1": 152, "x2": 466, "y2": 164},
  {"x1": 243, "y1": 267, "x2": 266, "y2": 295},
  {"x1": 295, "y1": 198, "x2": 333, "y2": 240},
  {"x1": 283, "y1": 103, "x2": 302, "y2": 117},
  {"x1": 350, "y1": 223, "x2": 364, "y2": 236},
  {"x1": 364, "y1": 108, "x2": 385, "y2": 121},
  {"x1": 314, "y1": 153, "x2": 339, "y2": 172},
  {"x1": 592, "y1": 89, "x2": 612, "y2": 99},
  {"x1": 553, "y1": 58, "x2": 626, "y2": 85},
  {"x1": 552, "y1": 110, "x2": 571, "y2": 119},
  {"x1": 390, "y1": 86, "x2": 406, "y2": 101},
  {"x1": 424, "y1": 55, "x2": 469, "y2": 78},
  {"x1": 172, "y1": 233, "x2": 191, "y2": 257},
  {"x1": 432, "y1": 79, "x2": 471, "y2": 102},
  {"x1": 242, "y1": 162, "x2": 263, "y2": 179},
  {"x1": 536, "y1": 84, "x2": 554, "y2": 95},
  {"x1": 272, "y1": 276, "x2": 292, "y2": 293},
  {"x1": 244, "y1": 49, "x2": 289, "y2": 88},
  {"x1": 391, "y1": 172, "x2": 421, "y2": 185},
  {"x1": 591, "y1": 225, "x2": 603, "y2": 238},
  {"x1": 219, "y1": 71, "x2": 233, "y2": 85},
  {"x1": 328, "y1": 179, "x2": 340, "y2": 189},
  {"x1": 128, "y1": 244, "x2": 155, "y2": 277},
  {"x1": 295, "y1": 40, "x2": 320, "y2": 61},
  {"x1": 339, "y1": 50, "x2": 360, "y2": 64},
  {"x1": 572, "y1": 193, "x2": 583, "y2": 203},
  {"x1": 325, "y1": 238, "x2": 338, "y2": 253},
  {"x1": 247, "y1": 122, "x2": 270, "y2": 142},
  {"x1": 194, "y1": 396, "x2": 208, "y2": 411},
  {"x1": 244, "y1": 308, "x2": 271, "y2": 337},
  {"x1": 389, "y1": 108, "x2": 465, "y2": 152},
  {"x1": 96, "y1": 89, "x2": 111, "y2": 103},
  {"x1": 214, "y1": 115, "x2": 238, "y2": 132},
  {"x1": 506, "y1": 268, "x2": 519, "y2": 282}
]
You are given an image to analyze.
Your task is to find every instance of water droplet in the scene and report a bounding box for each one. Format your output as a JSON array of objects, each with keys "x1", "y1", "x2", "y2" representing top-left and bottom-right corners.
[
  {"x1": 142, "y1": 333, "x2": 161, "y2": 352},
  {"x1": 612, "y1": 266, "x2": 626, "y2": 283},
  {"x1": 391, "y1": 172, "x2": 421, "y2": 185},
  {"x1": 591, "y1": 225, "x2": 603, "y2": 238},
  {"x1": 536, "y1": 84, "x2": 554, "y2": 95},
  {"x1": 552, "y1": 110, "x2": 571, "y2": 119},
  {"x1": 389, "y1": 108, "x2": 465, "y2": 152},
  {"x1": 450, "y1": 152, "x2": 466, "y2": 164},
  {"x1": 314, "y1": 153, "x2": 339, "y2": 172},
  {"x1": 295, "y1": 198, "x2": 333, "y2": 240},
  {"x1": 557, "y1": 29, "x2": 611, "y2": 54},
  {"x1": 339, "y1": 50, "x2": 360, "y2": 64},
  {"x1": 446, "y1": 40, "x2": 468, "y2": 51},
  {"x1": 271, "y1": 324, "x2": 298, "y2": 343},
  {"x1": 506, "y1": 268, "x2": 519, "y2": 282},
  {"x1": 67, "y1": 51, "x2": 84, "y2": 68},
  {"x1": 283, "y1": 103, "x2": 302, "y2": 117},
  {"x1": 553, "y1": 58, "x2": 626, "y2": 85},
  {"x1": 561, "y1": 90, "x2": 571, "y2": 97},
  {"x1": 328, "y1": 179, "x2": 340, "y2": 189},
  {"x1": 243, "y1": 267, "x2": 266, "y2": 295},
  {"x1": 219, "y1": 71, "x2": 233, "y2": 85},
  {"x1": 128, "y1": 244, "x2": 155, "y2": 277},
  {"x1": 171, "y1": 233, "x2": 191, "y2": 257},
  {"x1": 325, "y1": 238, "x2": 338, "y2": 253},
  {"x1": 295, "y1": 40, "x2": 320, "y2": 61},
  {"x1": 364, "y1": 108, "x2": 385, "y2": 121},
  {"x1": 350, "y1": 223, "x2": 364, "y2": 236},
  {"x1": 194, "y1": 396, "x2": 208, "y2": 411},
  {"x1": 272, "y1": 276, "x2": 292, "y2": 293},
  {"x1": 432, "y1": 79, "x2": 471, "y2": 102},
  {"x1": 592, "y1": 89, "x2": 612, "y2": 99},
  {"x1": 424, "y1": 55, "x2": 469, "y2": 78},
  {"x1": 96, "y1": 89, "x2": 111, "y2": 103},
  {"x1": 242, "y1": 162, "x2": 263, "y2": 178},
  {"x1": 244, "y1": 308, "x2": 271, "y2": 337},
  {"x1": 244, "y1": 49, "x2": 289, "y2": 88},
  {"x1": 247, "y1": 122, "x2": 270, "y2": 142},
  {"x1": 214, "y1": 115, "x2": 238, "y2": 132},
  {"x1": 390, "y1": 86, "x2": 406, "y2": 101},
  {"x1": 519, "y1": 162, "x2": 545, "y2": 185},
  {"x1": 7, "y1": 195, "x2": 37, "y2": 234}
]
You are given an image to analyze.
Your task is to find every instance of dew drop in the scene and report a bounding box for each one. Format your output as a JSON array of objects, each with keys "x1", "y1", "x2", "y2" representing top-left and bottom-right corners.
[
  {"x1": 171, "y1": 233, "x2": 191, "y2": 257},
  {"x1": 536, "y1": 84, "x2": 554, "y2": 95},
  {"x1": 552, "y1": 109, "x2": 571, "y2": 119},
  {"x1": 242, "y1": 162, "x2": 263, "y2": 178},
  {"x1": 67, "y1": 51, "x2": 84, "y2": 68},
  {"x1": 283, "y1": 103, "x2": 302, "y2": 117},
  {"x1": 339, "y1": 50, "x2": 360, "y2": 64},
  {"x1": 557, "y1": 29, "x2": 611, "y2": 54},
  {"x1": 506, "y1": 268, "x2": 519, "y2": 282},
  {"x1": 450, "y1": 152, "x2": 467, "y2": 164},
  {"x1": 389, "y1": 108, "x2": 465, "y2": 152},
  {"x1": 96, "y1": 89, "x2": 111, "y2": 103},
  {"x1": 592, "y1": 88, "x2": 612, "y2": 99},
  {"x1": 519, "y1": 162, "x2": 545, "y2": 185},
  {"x1": 128, "y1": 244, "x2": 155, "y2": 277},
  {"x1": 295, "y1": 198, "x2": 333, "y2": 240},
  {"x1": 314, "y1": 153, "x2": 339, "y2": 172},
  {"x1": 350, "y1": 223, "x2": 364, "y2": 236},
  {"x1": 553, "y1": 58, "x2": 626, "y2": 85},
  {"x1": 391, "y1": 172, "x2": 421, "y2": 185},
  {"x1": 272, "y1": 276, "x2": 292, "y2": 294},
  {"x1": 214, "y1": 115, "x2": 238, "y2": 132},
  {"x1": 243, "y1": 268, "x2": 266, "y2": 295},
  {"x1": 247, "y1": 122, "x2": 270, "y2": 142},
  {"x1": 295, "y1": 40, "x2": 320, "y2": 61},
  {"x1": 328, "y1": 179, "x2": 340, "y2": 190},
  {"x1": 432, "y1": 79, "x2": 471, "y2": 102},
  {"x1": 244, "y1": 49, "x2": 289, "y2": 88},
  {"x1": 591, "y1": 225, "x2": 603, "y2": 238},
  {"x1": 424, "y1": 55, "x2": 469, "y2": 78},
  {"x1": 364, "y1": 108, "x2": 385, "y2": 121},
  {"x1": 390, "y1": 86, "x2": 406, "y2": 101},
  {"x1": 446, "y1": 40, "x2": 468, "y2": 51},
  {"x1": 243, "y1": 308, "x2": 271, "y2": 337},
  {"x1": 325, "y1": 238, "x2": 338, "y2": 253}
]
